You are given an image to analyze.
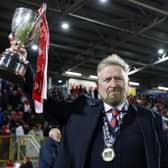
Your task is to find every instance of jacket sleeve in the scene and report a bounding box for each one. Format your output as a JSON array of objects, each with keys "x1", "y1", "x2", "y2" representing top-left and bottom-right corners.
[
  {"x1": 22, "y1": 63, "x2": 34, "y2": 98},
  {"x1": 154, "y1": 113, "x2": 168, "y2": 168},
  {"x1": 43, "y1": 95, "x2": 86, "y2": 125},
  {"x1": 43, "y1": 98, "x2": 70, "y2": 125}
]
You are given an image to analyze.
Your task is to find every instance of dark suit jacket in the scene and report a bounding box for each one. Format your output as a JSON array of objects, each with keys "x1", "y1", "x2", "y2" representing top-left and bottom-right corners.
[{"x1": 43, "y1": 95, "x2": 168, "y2": 168}]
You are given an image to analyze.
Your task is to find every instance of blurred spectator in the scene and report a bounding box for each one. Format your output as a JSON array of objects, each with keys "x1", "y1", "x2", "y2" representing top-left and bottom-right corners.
[
  {"x1": 15, "y1": 122, "x2": 25, "y2": 141},
  {"x1": 11, "y1": 108, "x2": 23, "y2": 122},
  {"x1": 1, "y1": 89, "x2": 9, "y2": 110},
  {"x1": 21, "y1": 95, "x2": 31, "y2": 113},
  {"x1": 0, "y1": 106, "x2": 4, "y2": 128},
  {"x1": 36, "y1": 123, "x2": 44, "y2": 144},
  {"x1": 23, "y1": 108, "x2": 34, "y2": 125},
  {"x1": 38, "y1": 128, "x2": 61, "y2": 168},
  {"x1": 28, "y1": 124, "x2": 42, "y2": 143},
  {"x1": 2, "y1": 122, "x2": 10, "y2": 136},
  {"x1": 19, "y1": 156, "x2": 33, "y2": 168},
  {"x1": 5, "y1": 160, "x2": 14, "y2": 168}
]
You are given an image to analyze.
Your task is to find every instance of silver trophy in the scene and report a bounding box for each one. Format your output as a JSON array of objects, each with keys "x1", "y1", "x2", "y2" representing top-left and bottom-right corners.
[{"x1": 0, "y1": 4, "x2": 46, "y2": 82}]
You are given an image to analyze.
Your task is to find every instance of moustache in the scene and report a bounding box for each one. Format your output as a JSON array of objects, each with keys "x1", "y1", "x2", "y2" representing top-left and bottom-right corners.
[{"x1": 108, "y1": 88, "x2": 121, "y2": 92}]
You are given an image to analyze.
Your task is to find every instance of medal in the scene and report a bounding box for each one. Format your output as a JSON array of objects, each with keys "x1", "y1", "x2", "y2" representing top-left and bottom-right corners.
[
  {"x1": 101, "y1": 108, "x2": 127, "y2": 162},
  {"x1": 102, "y1": 147, "x2": 115, "y2": 162}
]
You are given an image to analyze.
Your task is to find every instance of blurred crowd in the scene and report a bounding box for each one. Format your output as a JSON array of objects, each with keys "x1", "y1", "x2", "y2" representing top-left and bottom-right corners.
[
  {"x1": 128, "y1": 94, "x2": 168, "y2": 118},
  {"x1": 0, "y1": 79, "x2": 168, "y2": 142},
  {"x1": 0, "y1": 79, "x2": 46, "y2": 144}
]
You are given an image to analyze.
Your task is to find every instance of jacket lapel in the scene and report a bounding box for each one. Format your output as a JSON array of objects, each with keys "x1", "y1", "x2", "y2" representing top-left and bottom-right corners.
[
  {"x1": 129, "y1": 104, "x2": 159, "y2": 168},
  {"x1": 73, "y1": 99, "x2": 104, "y2": 168}
]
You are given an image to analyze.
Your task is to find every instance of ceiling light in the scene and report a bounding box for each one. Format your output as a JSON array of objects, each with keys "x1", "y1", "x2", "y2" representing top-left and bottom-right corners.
[
  {"x1": 158, "y1": 86, "x2": 168, "y2": 91},
  {"x1": 65, "y1": 71, "x2": 82, "y2": 76},
  {"x1": 99, "y1": 0, "x2": 108, "y2": 3},
  {"x1": 129, "y1": 81, "x2": 140, "y2": 86},
  {"x1": 158, "y1": 48, "x2": 164, "y2": 55},
  {"x1": 61, "y1": 22, "x2": 69, "y2": 30},
  {"x1": 89, "y1": 75, "x2": 98, "y2": 79},
  {"x1": 31, "y1": 44, "x2": 38, "y2": 51},
  {"x1": 58, "y1": 80, "x2": 63, "y2": 83}
]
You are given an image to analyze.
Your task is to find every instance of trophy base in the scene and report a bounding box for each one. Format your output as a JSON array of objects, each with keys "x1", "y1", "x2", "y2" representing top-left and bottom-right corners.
[{"x1": 0, "y1": 50, "x2": 27, "y2": 83}]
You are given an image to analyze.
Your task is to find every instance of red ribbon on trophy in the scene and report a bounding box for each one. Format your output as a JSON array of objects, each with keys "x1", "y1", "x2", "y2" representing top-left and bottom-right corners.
[{"x1": 32, "y1": 3, "x2": 49, "y2": 113}]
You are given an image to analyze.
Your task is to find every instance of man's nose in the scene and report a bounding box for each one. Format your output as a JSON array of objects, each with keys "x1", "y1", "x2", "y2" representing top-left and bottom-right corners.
[{"x1": 109, "y1": 78, "x2": 117, "y2": 87}]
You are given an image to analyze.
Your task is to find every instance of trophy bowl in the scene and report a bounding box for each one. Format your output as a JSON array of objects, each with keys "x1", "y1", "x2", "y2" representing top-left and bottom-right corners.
[{"x1": 0, "y1": 7, "x2": 40, "y2": 83}]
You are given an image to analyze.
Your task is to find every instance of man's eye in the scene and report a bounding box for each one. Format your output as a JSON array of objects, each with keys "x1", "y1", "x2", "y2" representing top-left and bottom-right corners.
[
  {"x1": 115, "y1": 77, "x2": 123, "y2": 81},
  {"x1": 102, "y1": 77, "x2": 123, "y2": 82},
  {"x1": 103, "y1": 78, "x2": 111, "y2": 82}
]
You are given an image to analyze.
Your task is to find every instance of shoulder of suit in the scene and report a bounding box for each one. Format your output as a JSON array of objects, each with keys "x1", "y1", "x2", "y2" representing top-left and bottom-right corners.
[{"x1": 131, "y1": 103, "x2": 162, "y2": 120}]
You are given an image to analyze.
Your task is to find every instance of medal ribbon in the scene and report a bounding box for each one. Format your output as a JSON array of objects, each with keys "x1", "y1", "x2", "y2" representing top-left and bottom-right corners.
[
  {"x1": 32, "y1": 3, "x2": 49, "y2": 113},
  {"x1": 102, "y1": 109, "x2": 127, "y2": 147}
]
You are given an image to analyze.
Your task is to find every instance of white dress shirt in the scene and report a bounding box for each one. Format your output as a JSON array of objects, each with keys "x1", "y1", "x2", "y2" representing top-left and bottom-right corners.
[{"x1": 104, "y1": 101, "x2": 128, "y2": 122}]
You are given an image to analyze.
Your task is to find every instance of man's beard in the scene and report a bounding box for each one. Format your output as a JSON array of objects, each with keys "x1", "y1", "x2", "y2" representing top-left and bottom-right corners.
[
  {"x1": 106, "y1": 96, "x2": 122, "y2": 106},
  {"x1": 102, "y1": 92, "x2": 124, "y2": 106}
]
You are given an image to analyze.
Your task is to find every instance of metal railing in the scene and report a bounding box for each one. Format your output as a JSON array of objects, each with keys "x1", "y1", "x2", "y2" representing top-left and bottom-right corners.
[
  {"x1": 16, "y1": 135, "x2": 40, "y2": 161},
  {"x1": 0, "y1": 136, "x2": 12, "y2": 163},
  {"x1": 0, "y1": 134, "x2": 40, "y2": 164}
]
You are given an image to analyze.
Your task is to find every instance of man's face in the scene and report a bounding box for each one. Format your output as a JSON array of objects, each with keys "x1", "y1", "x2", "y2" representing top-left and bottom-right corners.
[
  {"x1": 97, "y1": 65, "x2": 128, "y2": 106},
  {"x1": 50, "y1": 128, "x2": 61, "y2": 142}
]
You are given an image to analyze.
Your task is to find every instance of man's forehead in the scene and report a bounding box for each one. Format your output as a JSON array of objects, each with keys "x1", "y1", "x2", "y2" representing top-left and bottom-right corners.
[
  {"x1": 98, "y1": 65, "x2": 124, "y2": 75},
  {"x1": 100, "y1": 64, "x2": 123, "y2": 71}
]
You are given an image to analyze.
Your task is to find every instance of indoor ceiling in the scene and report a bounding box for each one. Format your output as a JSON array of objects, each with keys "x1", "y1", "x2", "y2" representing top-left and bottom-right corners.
[{"x1": 0, "y1": 0, "x2": 168, "y2": 88}]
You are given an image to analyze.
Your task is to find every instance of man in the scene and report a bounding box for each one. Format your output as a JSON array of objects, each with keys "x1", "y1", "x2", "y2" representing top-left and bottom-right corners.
[
  {"x1": 38, "y1": 128, "x2": 61, "y2": 168},
  {"x1": 19, "y1": 156, "x2": 33, "y2": 168},
  {"x1": 24, "y1": 54, "x2": 168, "y2": 168}
]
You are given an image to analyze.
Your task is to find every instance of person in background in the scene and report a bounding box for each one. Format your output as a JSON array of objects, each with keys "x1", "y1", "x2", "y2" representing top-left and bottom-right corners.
[
  {"x1": 15, "y1": 121, "x2": 25, "y2": 142},
  {"x1": 28, "y1": 124, "x2": 39, "y2": 142},
  {"x1": 36, "y1": 123, "x2": 44, "y2": 144},
  {"x1": 1, "y1": 121, "x2": 10, "y2": 136},
  {"x1": 38, "y1": 127, "x2": 61, "y2": 168},
  {"x1": 24, "y1": 54, "x2": 168, "y2": 168},
  {"x1": 19, "y1": 156, "x2": 33, "y2": 168},
  {"x1": 0, "y1": 106, "x2": 4, "y2": 129},
  {"x1": 5, "y1": 160, "x2": 14, "y2": 168}
]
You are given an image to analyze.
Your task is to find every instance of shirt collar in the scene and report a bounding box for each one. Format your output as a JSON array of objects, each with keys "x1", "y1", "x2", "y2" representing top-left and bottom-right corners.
[{"x1": 104, "y1": 100, "x2": 129, "y2": 112}]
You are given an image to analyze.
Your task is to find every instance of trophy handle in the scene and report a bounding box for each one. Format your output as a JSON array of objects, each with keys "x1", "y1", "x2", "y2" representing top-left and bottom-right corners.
[{"x1": 25, "y1": 3, "x2": 47, "y2": 45}]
